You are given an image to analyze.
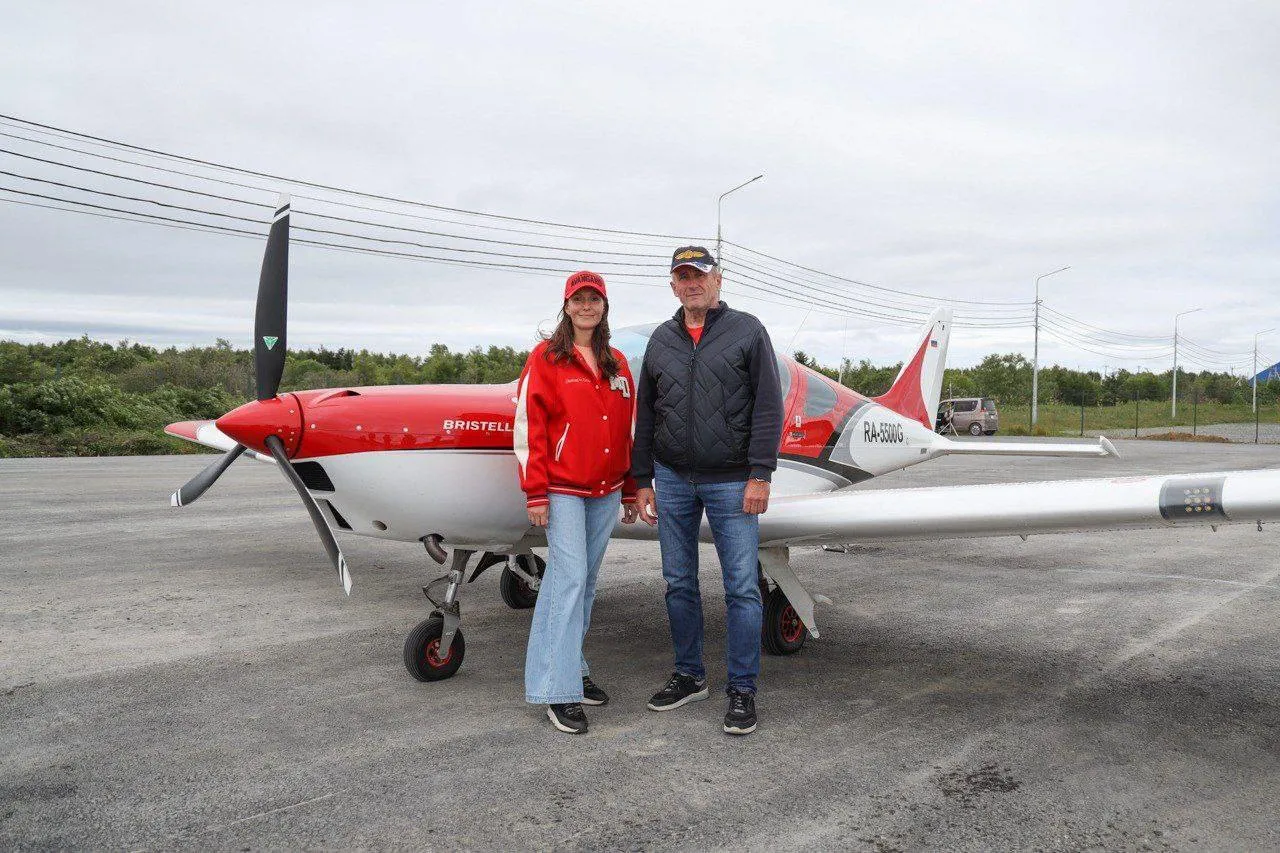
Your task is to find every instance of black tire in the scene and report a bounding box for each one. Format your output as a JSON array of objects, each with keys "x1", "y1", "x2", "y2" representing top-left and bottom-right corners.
[
  {"x1": 403, "y1": 614, "x2": 465, "y2": 681},
  {"x1": 968, "y1": 422, "x2": 983, "y2": 436},
  {"x1": 762, "y1": 587, "x2": 808, "y2": 656},
  {"x1": 500, "y1": 554, "x2": 544, "y2": 609}
]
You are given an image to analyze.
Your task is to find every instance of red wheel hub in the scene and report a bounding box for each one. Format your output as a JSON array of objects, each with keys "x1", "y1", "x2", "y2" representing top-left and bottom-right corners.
[
  {"x1": 779, "y1": 605, "x2": 805, "y2": 644},
  {"x1": 424, "y1": 638, "x2": 454, "y2": 668}
]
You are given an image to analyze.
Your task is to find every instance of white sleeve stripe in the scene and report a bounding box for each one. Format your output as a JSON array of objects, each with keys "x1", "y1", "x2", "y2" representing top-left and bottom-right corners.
[{"x1": 513, "y1": 372, "x2": 531, "y2": 477}]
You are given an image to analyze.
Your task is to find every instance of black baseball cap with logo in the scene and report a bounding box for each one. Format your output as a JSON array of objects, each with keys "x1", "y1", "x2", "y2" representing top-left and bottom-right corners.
[{"x1": 670, "y1": 245, "x2": 718, "y2": 273}]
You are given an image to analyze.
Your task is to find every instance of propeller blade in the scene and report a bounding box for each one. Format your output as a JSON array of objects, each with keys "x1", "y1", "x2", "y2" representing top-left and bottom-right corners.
[
  {"x1": 263, "y1": 435, "x2": 353, "y2": 595},
  {"x1": 170, "y1": 444, "x2": 247, "y2": 507},
  {"x1": 254, "y1": 194, "x2": 291, "y2": 401}
]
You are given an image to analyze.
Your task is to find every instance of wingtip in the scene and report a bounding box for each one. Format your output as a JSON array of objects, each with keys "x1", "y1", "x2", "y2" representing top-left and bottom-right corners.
[
  {"x1": 170, "y1": 490, "x2": 182, "y2": 507},
  {"x1": 1099, "y1": 435, "x2": 1120, "y2": 458}
]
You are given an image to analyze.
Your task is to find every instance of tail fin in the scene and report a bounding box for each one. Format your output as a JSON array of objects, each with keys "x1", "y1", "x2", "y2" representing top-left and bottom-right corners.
[{"x1": 873, "y1": 308, "x2": 952, "y2": 429}]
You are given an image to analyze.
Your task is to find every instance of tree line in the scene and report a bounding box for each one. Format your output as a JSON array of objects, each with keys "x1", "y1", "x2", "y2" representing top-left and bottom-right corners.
[
  {"x1": 796, "y1": 350, "x2": 1275, "y2": 407},
  {"x1": 1, "y1": 337, "x2": 1274, "y2": 456}
]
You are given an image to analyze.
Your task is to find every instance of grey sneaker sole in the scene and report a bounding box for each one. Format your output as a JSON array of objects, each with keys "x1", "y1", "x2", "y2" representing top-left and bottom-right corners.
[
  {"x1": 646, "y1": 686, "x2": 709, "y2": 711},
  {"x1": 580, "y1": 695, "x2": 607, "y2": 706},
  {"x1": 546, "y1": 707, "x2": 587, "y2": 734},
  {"x1": 723, "y1": 720, "x2": 757, "y2": 735}
]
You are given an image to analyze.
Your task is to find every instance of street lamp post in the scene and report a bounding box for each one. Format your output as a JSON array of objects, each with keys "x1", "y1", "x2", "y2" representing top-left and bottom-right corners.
[
  {"x1": 716, "y1": 174, "x2": 764, "y2": 270},
  {"x1": 1171, "y1": 307, "x2": 1202, "y2": 418},
  {"x1": 1254, "y1": 328, "x2": 1274, "y2": 414},
  {"x1": 1031, "y1": 266, "x2": 1070, "y2": 427}
]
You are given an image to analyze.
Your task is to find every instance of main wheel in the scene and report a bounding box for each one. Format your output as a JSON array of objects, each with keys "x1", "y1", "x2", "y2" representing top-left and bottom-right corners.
[
  {"x1": 403, "y1": 614, "x2": 465, "y2": 681},
  {"x1": 762, "y1": 587, "x2": 808, "y2": 655},
  {"x1": 968, "y1": 422, "x2": 983, "y2": 436},
  {"x1": 500, "y1": 554, "x2": 545, "y2": 609}
]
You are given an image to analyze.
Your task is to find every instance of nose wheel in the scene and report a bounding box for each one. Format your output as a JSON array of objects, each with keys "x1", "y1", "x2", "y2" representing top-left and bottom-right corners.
[{"x1": 403, "y1": 613, "x2": 465, "y2": 681}]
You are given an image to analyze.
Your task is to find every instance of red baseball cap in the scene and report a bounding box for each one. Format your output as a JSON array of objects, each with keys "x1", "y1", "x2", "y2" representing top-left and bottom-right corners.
[{"x1": 564, "y1": 270, "x2": 607, "y2": 300}]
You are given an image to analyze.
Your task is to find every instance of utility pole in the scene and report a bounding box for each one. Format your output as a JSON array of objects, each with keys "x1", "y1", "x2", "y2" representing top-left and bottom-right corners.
[
  {"x1": 837, "y1": 316, "x2": 848, "y2": 387},
  {"x1": 1254, "y1": 328, "x2": 1274, "y2": 414},
  {"x1": 1172, "y1": 307, "x2": 1201, "y2": 418},
  {"x1": 716, "y1": 174, "x2": 764, "y2": 271},
  {"x1": 1031, "y1": 266, "x2": 1070, "y2": 426}
]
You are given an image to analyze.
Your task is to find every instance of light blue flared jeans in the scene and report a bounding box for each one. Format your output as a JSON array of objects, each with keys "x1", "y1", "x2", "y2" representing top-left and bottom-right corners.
[{"x1": 524, "y1": 490, "x2": 620, "y2": 704}]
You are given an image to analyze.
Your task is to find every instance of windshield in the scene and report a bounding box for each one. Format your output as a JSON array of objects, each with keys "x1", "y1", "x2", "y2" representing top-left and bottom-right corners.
[{"x1": 612, "y1": 325, "x2": 658, "y2": 374}]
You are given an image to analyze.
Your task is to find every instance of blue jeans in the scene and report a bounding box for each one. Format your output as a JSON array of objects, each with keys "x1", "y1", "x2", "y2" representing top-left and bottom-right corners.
[
  {"x1": 525, "y1": 490, "x2": 621, "y2": 704},
  {"x1": 654, "y1": 461, "x2": 762, "y2": 695}
]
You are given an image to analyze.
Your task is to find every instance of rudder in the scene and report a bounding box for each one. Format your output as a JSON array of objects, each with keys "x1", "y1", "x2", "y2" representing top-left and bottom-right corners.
[{"x1": 873, "y1": 308, "x2": 952, "y2": 429}]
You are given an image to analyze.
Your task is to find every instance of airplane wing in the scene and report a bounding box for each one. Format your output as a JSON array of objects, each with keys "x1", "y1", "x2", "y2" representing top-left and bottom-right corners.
[
  {"x1": 756, "y1": 466, "x2": 1280, "y2": 547},
  {"x1": 164, "y1": 420, "x2": 274, "y2": 462}
]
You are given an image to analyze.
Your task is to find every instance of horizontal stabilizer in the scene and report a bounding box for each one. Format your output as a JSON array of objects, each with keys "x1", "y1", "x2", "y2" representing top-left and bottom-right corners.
[{"x1": 934, "y1": 435, "x2": 1119, "y2": 459}]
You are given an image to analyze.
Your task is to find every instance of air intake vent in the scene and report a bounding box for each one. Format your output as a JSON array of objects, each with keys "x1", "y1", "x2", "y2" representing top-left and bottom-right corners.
[
  {"x1": 291, "y1": 461, "x2": 335, "y2": 492},
  {"x1": 322, "y1": 500, "x2": 352, "y2": 530}
]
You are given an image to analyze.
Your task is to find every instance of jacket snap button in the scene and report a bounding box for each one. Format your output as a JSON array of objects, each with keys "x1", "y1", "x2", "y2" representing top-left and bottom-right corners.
[
  {"x1": 602, "y1": 415, "x2": 608, "y2": 420},
  {"x1": 604, "y1": 448, "x2": 610, "y2": 454}
]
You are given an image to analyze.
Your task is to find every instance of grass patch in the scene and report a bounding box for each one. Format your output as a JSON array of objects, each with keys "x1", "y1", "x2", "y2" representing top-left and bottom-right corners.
[
  {"x1": 997, "y1": 401, "x2": 1280, "y2": 437},
  {"x1": 1141, "y1": 431, "x2": 1231, "y2": 443}
]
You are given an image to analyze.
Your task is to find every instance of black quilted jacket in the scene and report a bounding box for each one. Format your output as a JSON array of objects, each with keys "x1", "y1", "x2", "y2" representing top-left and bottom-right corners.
[{"x1": 631, "y1": 302, "x2": 784, "y2": 489}]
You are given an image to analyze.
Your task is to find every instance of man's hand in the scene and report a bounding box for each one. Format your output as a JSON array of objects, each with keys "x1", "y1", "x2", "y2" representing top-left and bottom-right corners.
[
  {"x1": 743, "y1": 479, "x2": 770, "y2": 515},
  {"x1": 636, "y1": 487, "x2": 658, "y2": 526},
  {"x1": 528, "y1": 505, "x2": 549, "y2": 527},
  {"x1": 621, "y1": 502, "x2": 640, "y2": 524}
]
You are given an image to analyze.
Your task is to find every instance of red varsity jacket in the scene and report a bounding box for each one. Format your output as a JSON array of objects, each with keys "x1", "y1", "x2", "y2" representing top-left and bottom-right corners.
[{"x1": 513, "y1": 341, "x2": 638, "y2": 509}]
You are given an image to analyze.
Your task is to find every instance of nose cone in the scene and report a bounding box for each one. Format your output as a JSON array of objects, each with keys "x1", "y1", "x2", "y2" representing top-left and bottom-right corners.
[{"x1": 216, "y1": 394, "x2": 304, "y2": 456}]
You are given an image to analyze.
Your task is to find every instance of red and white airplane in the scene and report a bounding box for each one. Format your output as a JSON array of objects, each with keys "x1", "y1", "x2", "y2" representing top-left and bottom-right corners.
[{"x1": 166, "y1": 198, "x2": 1280, "y2": 681}]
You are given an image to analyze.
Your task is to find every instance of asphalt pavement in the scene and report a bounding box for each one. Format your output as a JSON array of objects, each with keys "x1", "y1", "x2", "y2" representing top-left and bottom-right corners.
[{"x1": 2, "y1": 444, "x2": 1279, "y2": 851}]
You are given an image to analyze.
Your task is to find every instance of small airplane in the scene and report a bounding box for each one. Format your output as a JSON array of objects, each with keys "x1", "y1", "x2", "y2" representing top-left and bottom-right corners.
[{"x1": 166, "y1": 196, "x2": 1280, "y2": 682}]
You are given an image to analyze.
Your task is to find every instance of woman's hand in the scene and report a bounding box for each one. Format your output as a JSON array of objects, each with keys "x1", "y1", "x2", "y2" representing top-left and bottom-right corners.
[
  {"x1": 621, "y1": 502, "x2": 639, "y2": 524},
  {"x1": 528, "y1": 505, "x2": 549, "y2": 527}
]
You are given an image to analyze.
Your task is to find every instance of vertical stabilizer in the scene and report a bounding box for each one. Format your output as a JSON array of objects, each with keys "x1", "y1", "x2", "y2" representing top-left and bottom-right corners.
[{"x1": 873, "y1": 308, "x2": 952, "y2": 429}]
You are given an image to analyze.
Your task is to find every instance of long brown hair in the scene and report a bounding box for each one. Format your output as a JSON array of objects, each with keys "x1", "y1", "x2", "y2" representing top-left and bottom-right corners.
[{"x1": 543, "y1": 298, "x2": 619, "y2": 380}]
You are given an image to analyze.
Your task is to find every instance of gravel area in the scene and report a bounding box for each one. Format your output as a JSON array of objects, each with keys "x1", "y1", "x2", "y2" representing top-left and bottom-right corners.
[{"x1": 3, "y1": 447, "x2": 1279, "y2": 851}]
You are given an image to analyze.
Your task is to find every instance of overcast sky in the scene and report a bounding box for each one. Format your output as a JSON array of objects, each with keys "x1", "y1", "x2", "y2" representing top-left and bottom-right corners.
[{"x1": 2, "y1": 1, "x2": 1278, "y2": 376}]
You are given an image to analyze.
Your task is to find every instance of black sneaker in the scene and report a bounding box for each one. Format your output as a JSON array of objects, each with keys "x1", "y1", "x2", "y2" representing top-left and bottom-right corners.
[
  {"x1": 646, "y1": 672, "x2": 709, "y2": 711},
  {"x1": 723, "y1": 690, "x2": 757, "y2": 735},
  {"x1": 547, "y1": 702, "x2": 588, "y2": 734},
  {"x1": 581, "y1": 676, "x2": 609, "y2": 706}
]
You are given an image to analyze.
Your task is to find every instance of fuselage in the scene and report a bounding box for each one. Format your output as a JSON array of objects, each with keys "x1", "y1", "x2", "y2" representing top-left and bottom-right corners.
[{"x1": 212, "y1": 325, "x2": 944, "y2": 549}]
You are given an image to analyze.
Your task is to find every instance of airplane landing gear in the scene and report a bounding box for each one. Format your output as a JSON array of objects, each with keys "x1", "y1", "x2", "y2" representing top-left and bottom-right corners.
[
  {"x1": 762, "y1": 586, "x2": 808, "y2": 655},
  {"x1": 404, "y1": 613, "x2": 465, "y2": 681},
  {"x1": 405, "y1": 538, "x2": 475, "y2": 681},
  {"x1": 757, "y1": 547, "x2": 824, "y2": 657},
  {"x1": 500, "y1": 554, "x2": 545, "y2": 609}
]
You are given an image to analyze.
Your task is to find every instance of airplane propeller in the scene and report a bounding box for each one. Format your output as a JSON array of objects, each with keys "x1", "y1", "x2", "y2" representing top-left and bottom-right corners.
[
  {"x1": 170, "y1": 444, "x2": 246, "y2": 507},
  {"x1": 263, "y1": 435, "x2": 353, "y2": 594},
  {"x1": 253, "y1": 195, "x2": 290, "y2": 402},
  {"x1": 169, "y1": 194, "x2": 353, "y2": 595}
]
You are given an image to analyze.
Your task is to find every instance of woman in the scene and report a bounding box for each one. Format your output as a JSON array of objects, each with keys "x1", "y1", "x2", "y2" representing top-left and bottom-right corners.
[{"x1": 513, "y1": 270, "x2": 639, "y2": 734}]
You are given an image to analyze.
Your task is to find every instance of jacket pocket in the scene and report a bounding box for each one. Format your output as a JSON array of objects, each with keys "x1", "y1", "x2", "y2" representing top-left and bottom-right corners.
[{"x1": 554, "y1": 423, "x2": 571, "y2": 462}]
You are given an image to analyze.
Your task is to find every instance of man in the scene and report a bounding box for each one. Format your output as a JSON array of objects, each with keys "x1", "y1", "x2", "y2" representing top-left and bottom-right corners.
[{"x1": 631, "y1": 245, "x2": 784, "y2": 736}]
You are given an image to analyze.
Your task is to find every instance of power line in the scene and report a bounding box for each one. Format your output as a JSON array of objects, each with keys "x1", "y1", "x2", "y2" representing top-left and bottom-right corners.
[
  {"x1": 0, "y1": 127, "x2": 689, "y2": 249},
  {"x1": 0, "y1": 113, "x2": 699, "y2": 239},
  {"x1": 723, "y1": 240, "x2": 1031, "y2": 307}
]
